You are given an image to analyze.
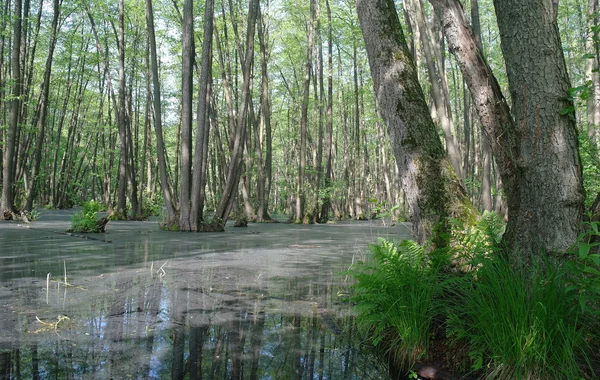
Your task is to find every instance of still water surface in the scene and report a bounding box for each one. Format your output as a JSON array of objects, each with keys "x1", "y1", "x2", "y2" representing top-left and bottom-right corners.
[{"x1": 0, "y1": 210, "x2": 412, "y2": 379}]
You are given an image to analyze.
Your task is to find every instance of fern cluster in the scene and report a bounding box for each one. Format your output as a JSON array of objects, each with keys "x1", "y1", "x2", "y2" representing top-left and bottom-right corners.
[
  {"x1": 69, "y1": 200, "x2": 102, "y2": 233},
  {"x1": 349, "y1": 239, "x2": 443, "y2": 367}
]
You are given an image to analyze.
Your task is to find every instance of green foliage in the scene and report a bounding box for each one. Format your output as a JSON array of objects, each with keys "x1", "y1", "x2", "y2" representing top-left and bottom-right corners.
[
  {"x1": 141, "y1": 194, "x2": 163, "y2": 219},
  {"x1": 565, "y1": 219, "x2": 600, "y2": 315},
  {"x1": 350, "y1": 212, "x2": 598, "y2": 378},
  {"x1": 349, "y1": 239, "x2": 444, "y2": 367},
  {"x1": 446, "y1": 255, "x2": 592, "y2": 379},
  {"x1": 447, "y1": 211, "x2": 505, "y2": 266},
  {"x1": 24, "y1": 209, "x2": 41, "y2": 221},
  {"x1": 69, "y1": 200, "x2": 102, "y2": 233},
  {"x1": 368, "y1": 198, "x2": 403, "y2": 226},
  {"x1": 579, "y1": 135, "x2": 600, "y2": 208}
]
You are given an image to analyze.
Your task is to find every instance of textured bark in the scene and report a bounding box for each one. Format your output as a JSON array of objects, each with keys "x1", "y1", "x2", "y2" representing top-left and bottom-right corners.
[
  {"x1": 429, "y1": 0, "x2": 585, "y2": 257},
  {"x1": 356, "y1": 0, "x2": 473, "y2": 245},
  {"x1": 494, "y1": 0, "x2": 584, "y2": 256}
]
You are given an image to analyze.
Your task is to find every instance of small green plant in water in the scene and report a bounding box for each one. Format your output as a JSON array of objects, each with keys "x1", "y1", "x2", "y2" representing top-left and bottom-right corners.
[
  {"x1": 69, "y1": 200, "x2": 102, "y2": 233},
  {"x1": 368, "y1": 198, "x2": 403, "y2": 226}
]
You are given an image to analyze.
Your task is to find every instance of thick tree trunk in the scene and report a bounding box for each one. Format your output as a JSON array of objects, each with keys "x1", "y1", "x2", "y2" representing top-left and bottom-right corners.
[
  {"x1": 494, "y1": 0, "x2": 584, "y2": 256},
  {"x1": 429, "y1": 0, "x2": 585, "y2": 258},
  {"x1": 356, "y1": 0, "x2": 474, "y2": 245}
]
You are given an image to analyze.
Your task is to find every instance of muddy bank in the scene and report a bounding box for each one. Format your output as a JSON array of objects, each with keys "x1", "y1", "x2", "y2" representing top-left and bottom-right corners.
[{"x1": 0, "y1": 210, "x2": 411, "y2": 379}]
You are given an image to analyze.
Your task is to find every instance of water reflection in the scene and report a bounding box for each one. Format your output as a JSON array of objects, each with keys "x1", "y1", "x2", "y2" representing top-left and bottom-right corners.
[{"x1": 0, "y1": 215, "x2": 410, "y2": 379}]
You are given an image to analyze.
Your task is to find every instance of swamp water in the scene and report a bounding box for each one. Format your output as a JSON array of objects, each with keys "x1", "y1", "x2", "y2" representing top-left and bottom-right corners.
[{"x1": 0, "y1": 210, "x2": 412, "y2": 379}]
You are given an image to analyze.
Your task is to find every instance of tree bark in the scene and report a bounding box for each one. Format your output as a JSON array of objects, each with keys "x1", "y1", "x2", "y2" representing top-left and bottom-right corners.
[
  {"x1": 356, "y1": 0, "x2": 474, "y2": 245},
  {"x1": 179, "y1": 0, "x2": 194, "y2": 231},
  {"x1": 494, "y1": 0, "x2": 584, "y2": 256},
  {"x1": 25, "y1": 0, "x2": 60, "y2": 211},
  {"x1": 296, "y1": 0, "x2": 315, "y2": 222},
  {"x1": 190, "y1": 0, "x2": 214, "y2": 231},
  {"x1": 1, "y1": 0, "x2": 22, "y2": 216},
  {"x1": 429, "y1": 0, "x2": 585, "y2": 258},
  {"x1": 215, "y1": 0, "x2": 259, "y2": 224},
  {"x1": 146, "y1": 0, "x2": 177, "y2": 226}
]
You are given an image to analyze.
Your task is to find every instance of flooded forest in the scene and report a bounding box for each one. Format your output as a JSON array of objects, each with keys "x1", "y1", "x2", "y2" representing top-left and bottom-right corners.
[{"x1": 1, "y1": 0, "x2": 600, "y2": 378}]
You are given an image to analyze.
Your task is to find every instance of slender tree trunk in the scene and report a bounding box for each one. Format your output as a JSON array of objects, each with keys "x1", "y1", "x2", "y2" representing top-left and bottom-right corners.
[
  {"x1": 215, "y1": 0, "x2": 259, "y2": 224},
  {"x1": 189, "y1": 0, "x2": 214, "y2": 231},
  {"x1": 1, "y1": 0, "x2": 22, "y2": 216},
  {"x1": 586, "y1": 0, "x2": 600, "y2": 142},
  {"x1": 356, "y1": 0, "x2": 474, "y2": 246},
  {"x1": 413, "y1": 0, "x2": 463, "y2": 179},
  {"x1": 319, "y1": 0, "x2": 334, "y2": 222},
  {"x1": 256, "y1": 3, "x2": 273, "y2": 222},
  {"x1": 296, "y1": 0, "x2": 315, "y2": 222},
  {"x1": 179, "y1": 0, "x2": 194, "y2": 230},
  {"x1": 25, "y1": 0, "x2": 60, "y2": 211}
]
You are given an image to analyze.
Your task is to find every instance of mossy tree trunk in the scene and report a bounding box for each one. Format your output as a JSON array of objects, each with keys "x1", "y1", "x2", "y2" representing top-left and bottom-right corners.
[{"x1": 355, "y1": 0, "x2": 474, "y2": 246}]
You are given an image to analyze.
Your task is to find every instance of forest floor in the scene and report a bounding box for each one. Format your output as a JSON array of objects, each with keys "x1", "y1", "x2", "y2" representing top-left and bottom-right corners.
[{"x1": 0, "y1": 209, "x2": 412, "y2": 379}]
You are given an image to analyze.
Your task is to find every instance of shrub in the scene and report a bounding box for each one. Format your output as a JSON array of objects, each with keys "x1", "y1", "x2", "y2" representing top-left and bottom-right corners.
[
  {"x1": 69, "y1": 200, "x2": 102, "y2": 233},
  {"x1": 349, "y1": 239, "x2": 444, "y2": 367}
]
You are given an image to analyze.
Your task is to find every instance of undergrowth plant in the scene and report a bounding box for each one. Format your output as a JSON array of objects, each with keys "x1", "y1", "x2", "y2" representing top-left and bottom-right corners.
[
  {"x1": 446, "y1": 255, "x2": 591, "y2": 379},
  {"x1": 350, "y1": 211, "x2": 598, "y2": 379},
  {"x1": 69, "y1": 200, "x2": 101, "y2": 233},
  {"x1": 349, "y1": 239, "x2": 444, "y2": 367}
]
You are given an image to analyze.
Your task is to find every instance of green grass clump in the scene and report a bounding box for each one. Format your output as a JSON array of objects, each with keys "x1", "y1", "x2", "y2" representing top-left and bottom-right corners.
[
  {"x1": 349, "y1": 239, "x2": 443, "y2": 367},
  {"x1": 446, "y1": 255, "x2": 591, "y2": 379},
  {"x1": 69, "y1": 200, "x2": 102, "y2": 233}
]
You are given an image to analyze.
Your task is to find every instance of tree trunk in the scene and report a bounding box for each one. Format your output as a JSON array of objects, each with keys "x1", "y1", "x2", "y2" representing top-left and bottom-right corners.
[
  {"x1": 190, "y1": 0, "x2": 214, "y2": 231},
  {"x1": 1, "y1": 0, "x2": 22, "y2": 216},
  {"x1": 319, "y1": 0, "x2": 334, "y2": 222},
  {"x1": 429, "y1": 0, "x2": 585, "y2": 258},
  {"x1": 413, "y1": 0, "x2": 463, "y2": 179},
  {"x1": 256, "y1": 3, "x2": 273, "y2": 222},
  {"x1": 297, "y1": 0, "x2": 315, "y2": 222},
  {"x1": 179, "y1": 0, "x2": 194, "y2": 231},
  {"x1": 215, "y1": 0, "x2": 259, "y2": 224},
  {"x1": 356, "y1": 0, "x2": 474, "y2": 246},
  {"x1": 586, "y1": 0, "x2": 600, "y2": 141},
  {"x1": 25, "y1": 0, "x2": 59, "y2": 211},
  {"x1": 494, "y1": 0, "x2": 584, "y2": 256}
]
